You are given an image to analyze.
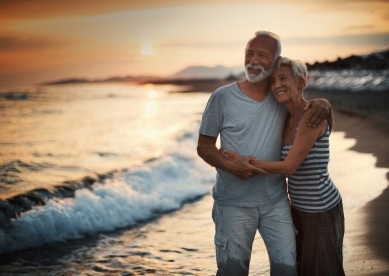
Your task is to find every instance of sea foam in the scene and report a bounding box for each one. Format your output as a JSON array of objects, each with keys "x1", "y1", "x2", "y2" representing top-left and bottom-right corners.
[{"x1": 0, "y1": 134, "x2": 215, "y2": 254}]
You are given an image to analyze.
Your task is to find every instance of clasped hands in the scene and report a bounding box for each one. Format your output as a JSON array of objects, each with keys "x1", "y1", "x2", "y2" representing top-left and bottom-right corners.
[{"x1": 220, "y1": 149, "x2": 268, "y2": 180}]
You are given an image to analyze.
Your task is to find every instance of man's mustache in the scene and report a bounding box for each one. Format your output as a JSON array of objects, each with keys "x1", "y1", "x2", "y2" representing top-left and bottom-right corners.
[{"x1": 246, "y1": 64, "x2": 264, "y2": 70}]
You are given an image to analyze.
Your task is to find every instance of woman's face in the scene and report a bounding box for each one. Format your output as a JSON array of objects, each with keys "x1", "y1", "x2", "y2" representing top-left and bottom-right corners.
[{"x1": 270, "y1": 66, "x2": 303, "y2": 104}]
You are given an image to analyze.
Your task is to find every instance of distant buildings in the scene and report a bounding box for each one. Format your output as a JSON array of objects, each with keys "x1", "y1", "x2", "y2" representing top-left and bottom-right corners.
[{"x1": 306, "y1": 49, "x2": 389, "y2": 71}]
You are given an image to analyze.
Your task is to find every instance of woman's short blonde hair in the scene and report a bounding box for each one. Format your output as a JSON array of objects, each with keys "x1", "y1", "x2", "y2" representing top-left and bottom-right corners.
[{"x1": 273, "y1": 57, "x2": 308, "y2": 88}]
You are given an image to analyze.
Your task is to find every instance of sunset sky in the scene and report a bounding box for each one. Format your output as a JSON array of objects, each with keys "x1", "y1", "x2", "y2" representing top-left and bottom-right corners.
[{"x1": 1, "y1": 0, "x2": 389, "y2": 89}]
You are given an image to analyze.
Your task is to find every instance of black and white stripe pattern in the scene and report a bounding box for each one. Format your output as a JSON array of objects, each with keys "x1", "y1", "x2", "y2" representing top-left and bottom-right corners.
[{"x1": 281, "y1": 127, "x2": 341, "y2": 212}]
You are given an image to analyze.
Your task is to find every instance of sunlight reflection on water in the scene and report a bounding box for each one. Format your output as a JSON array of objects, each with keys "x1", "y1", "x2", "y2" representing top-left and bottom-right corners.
[{"x1": 0, "y1": 83, "x2": 210, "y2": 200}]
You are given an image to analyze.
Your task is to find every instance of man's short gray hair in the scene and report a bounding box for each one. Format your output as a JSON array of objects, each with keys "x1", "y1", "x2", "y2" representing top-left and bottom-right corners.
[
  {"x1": 254, "y1": 31, "x2": 282, "y2": 61},
  {"x1": 274, "y1": 57, "x2": 308, "y2": 88}
]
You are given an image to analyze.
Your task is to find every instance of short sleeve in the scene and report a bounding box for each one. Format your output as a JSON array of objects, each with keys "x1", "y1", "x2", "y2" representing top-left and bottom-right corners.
[{"x1": 198, "y1": 90, "x2": 223, "y2": 137}]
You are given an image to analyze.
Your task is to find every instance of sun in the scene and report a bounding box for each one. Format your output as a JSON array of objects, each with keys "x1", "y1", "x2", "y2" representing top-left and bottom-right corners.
[{"x1": 141, "y1": 44, "x2": 154, "y2": 55}]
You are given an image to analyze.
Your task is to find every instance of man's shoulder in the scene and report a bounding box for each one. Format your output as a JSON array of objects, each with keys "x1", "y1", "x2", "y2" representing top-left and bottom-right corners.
[
  {"x1": 213, "y1": 81, "x2": 237, "y2": 94},
  {"x1": 209, "y1": 82, "x2": 238, "y2": 101}
]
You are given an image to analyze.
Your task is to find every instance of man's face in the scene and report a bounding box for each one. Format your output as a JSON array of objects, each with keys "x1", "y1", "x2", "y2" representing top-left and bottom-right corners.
[{"x1": 244, "y1": 36, "x2": 276, "y2": 83}]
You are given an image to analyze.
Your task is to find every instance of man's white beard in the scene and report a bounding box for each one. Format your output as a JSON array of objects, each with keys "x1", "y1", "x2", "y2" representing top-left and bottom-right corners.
[{"x1": 245, "y1": 63, "x2": 272, "y2": 83}]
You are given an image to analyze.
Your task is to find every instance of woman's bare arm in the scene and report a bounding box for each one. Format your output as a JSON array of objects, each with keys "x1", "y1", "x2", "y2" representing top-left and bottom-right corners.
[
  {"x1": 223, "y1": 112, "x2": 327, "y2": 176},
  {"x1": 197, "y1": 134, "x2": 268, "y2": 180}
]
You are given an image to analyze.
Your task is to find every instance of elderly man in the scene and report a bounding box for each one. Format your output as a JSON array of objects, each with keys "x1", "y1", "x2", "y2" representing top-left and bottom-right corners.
[{"x1": 197, "y1": 31, "x2": 330, "y2": 276}]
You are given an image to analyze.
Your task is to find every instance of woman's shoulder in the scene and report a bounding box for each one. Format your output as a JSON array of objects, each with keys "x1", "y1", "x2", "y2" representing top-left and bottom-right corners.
[{"x1": 295, "y1": 109, "x2": 311, "y2": 128}]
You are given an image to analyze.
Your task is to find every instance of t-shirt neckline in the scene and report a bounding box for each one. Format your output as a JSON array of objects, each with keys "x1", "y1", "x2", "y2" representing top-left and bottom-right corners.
[{"x1": 234, "y1": 81, "x2": 271, "y2": 104}]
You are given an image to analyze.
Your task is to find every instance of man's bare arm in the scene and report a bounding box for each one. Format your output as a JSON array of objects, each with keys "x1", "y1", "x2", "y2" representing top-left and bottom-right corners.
[
  {"x1": 197, "y1": 134, "x2": 267, "y2": 180},
  {"x1": 305, "y1": 98, "x2": 332, "y2": 128}
]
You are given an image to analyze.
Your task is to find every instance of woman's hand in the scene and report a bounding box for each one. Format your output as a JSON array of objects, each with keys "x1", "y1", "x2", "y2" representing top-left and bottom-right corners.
[
  {"x1": 219, "y1": 149, "x2": 268, "y2": 178},
  {"x1": 221, "y1": 149, "x2": 259, "y2": 165}
]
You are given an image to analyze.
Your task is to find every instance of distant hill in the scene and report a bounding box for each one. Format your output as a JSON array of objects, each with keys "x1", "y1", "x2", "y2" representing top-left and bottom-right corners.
[
  {"x1": 41, "y1": 65, "x2": 244, "y2": 85},
  {"x1": 168, "y1": 65, "x2": 243, "y2": 79},
  {"x1": 43, "y1": 78, "x2": 91, "y2": 85}
]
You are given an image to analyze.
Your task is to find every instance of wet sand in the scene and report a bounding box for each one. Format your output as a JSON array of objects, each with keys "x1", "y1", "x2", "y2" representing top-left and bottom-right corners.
[
  {"x1": 304, "y1": 88, "x2": 389, "y2": 275},
  {"x1": 326, "y1": 110, "x2": 389, "y2": 275}
]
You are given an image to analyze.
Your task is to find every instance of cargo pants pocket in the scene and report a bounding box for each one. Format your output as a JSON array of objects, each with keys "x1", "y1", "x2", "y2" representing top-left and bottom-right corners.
[{"x1": 214, "y1": 234, "x2": 228, "y2": 265}]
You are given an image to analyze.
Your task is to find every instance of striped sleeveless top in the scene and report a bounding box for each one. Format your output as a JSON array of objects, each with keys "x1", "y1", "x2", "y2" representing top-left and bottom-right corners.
[{"x1": 281, "y1": 124, "x2": 341, "y2": 213}]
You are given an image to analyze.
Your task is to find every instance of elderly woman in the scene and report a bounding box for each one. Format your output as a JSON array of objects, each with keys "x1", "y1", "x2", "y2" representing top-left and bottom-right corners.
[{"x1": 223, "y1": 57, "x2": 345, "y2": 276}]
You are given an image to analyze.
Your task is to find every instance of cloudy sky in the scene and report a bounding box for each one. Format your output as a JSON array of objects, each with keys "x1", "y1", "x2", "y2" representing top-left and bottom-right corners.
[{"x1": 1, "y1": 0, "x2": 389, "y2": 88}]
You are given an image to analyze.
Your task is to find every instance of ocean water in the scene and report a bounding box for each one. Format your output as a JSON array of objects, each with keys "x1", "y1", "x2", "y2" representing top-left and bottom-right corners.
[
  {"x1": 0, "y1": 82, "x2": 387, "y2": 275},
  {"x1": 0, "y1": 83, "x2": 215, "y2": 251}
]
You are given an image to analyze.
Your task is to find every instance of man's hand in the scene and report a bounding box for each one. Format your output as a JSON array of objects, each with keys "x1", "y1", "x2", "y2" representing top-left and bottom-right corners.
[
  {"x1": 304, "y1": 98, "x2": 331, "y2": 128},
  {"x1": 221, "y1": 149, "x2": 268, "y2": 180},
  {"x1": 198, "y1": 135, "x2": 267, "y2": 180}
]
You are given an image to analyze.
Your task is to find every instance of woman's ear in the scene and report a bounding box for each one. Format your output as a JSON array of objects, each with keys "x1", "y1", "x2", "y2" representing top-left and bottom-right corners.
[{"x1": 298, "y1": 78, "x2": 306, "y2": 89}]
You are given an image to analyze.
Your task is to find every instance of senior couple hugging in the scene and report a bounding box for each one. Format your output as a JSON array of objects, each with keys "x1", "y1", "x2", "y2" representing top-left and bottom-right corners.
[{"x1": 197, "y1": 31, "x2": 345, "y2": 276}]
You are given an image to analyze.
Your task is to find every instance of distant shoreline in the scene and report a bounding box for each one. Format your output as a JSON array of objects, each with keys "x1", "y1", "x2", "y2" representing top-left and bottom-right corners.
[
  {"x1": 41, "y1": 78, "x2": 238, "y2": 93},
  {"x1": 158, "y1": 79, "x2": 237, "y2": 93},
  {"x1": 304, "y1": 87, "x2": 389, "y2": 131}
]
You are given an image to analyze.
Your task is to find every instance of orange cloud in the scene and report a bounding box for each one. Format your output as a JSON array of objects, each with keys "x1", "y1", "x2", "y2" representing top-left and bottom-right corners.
[
  {"x1": 0, "y1": 0, "x2": 387, "y2": 20},
  {"x1": 0, "y1": 0, "x2": 346, "y2": 20},
  {"x1": 0, "y1": 0, "x2": 215, "y2": 20},
  {"x1": 0, "y1": 35, "x2": 63, "y2": 51}
]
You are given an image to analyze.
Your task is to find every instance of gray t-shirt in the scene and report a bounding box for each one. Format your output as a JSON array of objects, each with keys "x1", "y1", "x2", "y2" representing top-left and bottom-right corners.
[{"x1": 199, "y1": 82, "x2": 288, "y2": 207}]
